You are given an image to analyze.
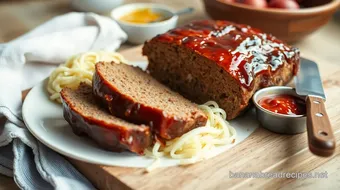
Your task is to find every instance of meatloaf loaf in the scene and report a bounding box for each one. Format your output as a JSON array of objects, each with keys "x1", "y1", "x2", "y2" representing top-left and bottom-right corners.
[
  {"x1": 92, "y1": 61, "x2": 208, "y2": 140},
  {"x1": 143, "y1": 20, "x2": 300, "y2": 120},
  {"x1": 60, "y1": 83, "x2": 151, "y2": 154}
]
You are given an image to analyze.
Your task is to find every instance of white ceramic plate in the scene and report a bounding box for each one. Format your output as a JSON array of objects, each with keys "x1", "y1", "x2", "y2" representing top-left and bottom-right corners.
[{"x1": 22, "y1": 61, "x2": 258, "y2": 168}]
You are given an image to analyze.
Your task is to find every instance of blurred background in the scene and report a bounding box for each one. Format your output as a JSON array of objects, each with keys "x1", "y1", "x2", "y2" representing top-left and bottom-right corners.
[
  {"x1": 1, "y1": 0, "x2": 338, "y2": 62},
  {"x1": 0, "y1": 0, "x2": 339, "y2": 45},
  {"x1": 0, "y1": 0, "x2": 205, "y2": 43}
]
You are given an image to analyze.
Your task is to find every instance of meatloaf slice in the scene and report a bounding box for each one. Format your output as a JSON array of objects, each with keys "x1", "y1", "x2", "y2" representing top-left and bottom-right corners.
[
  {"x1": 143, "y1": 20, "x2": 300, "y2": 120},
  {"x1": 60, "y1": 83, "x2": 151, "y2": 154},
  {"x1": 93, "y1": 61, "x2": 208, "y2": 140}
]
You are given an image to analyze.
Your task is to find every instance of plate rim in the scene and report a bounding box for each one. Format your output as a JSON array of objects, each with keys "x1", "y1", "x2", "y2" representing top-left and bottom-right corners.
[
  {"x1": 22, "y1": 77, "x2": 258, "y2": 167},
  {"x1": 22, "y1": 78, "x2": 119, "y2": 166}
]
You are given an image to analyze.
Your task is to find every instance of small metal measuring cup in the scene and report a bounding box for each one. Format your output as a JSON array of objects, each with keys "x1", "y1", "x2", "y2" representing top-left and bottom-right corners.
[{"x1": 252, "y1": 86, "x2": 306, "y2": 134}]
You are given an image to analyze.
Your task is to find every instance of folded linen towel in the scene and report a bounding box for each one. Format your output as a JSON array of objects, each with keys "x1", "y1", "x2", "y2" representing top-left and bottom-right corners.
[{"x1": 0, "y1": 12, "x2": 127, "y2": 190}]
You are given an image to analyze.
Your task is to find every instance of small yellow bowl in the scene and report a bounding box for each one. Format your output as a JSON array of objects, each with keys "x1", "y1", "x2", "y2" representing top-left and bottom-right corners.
[{"x1": 111, "y1": 3, "x2": 178, "y2": 44}]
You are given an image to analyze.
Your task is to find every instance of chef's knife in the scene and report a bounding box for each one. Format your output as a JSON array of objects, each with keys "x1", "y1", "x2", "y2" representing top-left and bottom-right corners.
[{"x1": 295, "y1": 58, "x2": 335, "y2": 157}]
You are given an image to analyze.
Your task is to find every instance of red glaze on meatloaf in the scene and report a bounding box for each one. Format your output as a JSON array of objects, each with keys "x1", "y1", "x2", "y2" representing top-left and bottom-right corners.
[
  {"x1": 93, "y1": 62, "x2": 207, "y2": 140},
  {"x1": 61, "y1": 83, "x2": 152, "y2": 154},
  {"x1": 143, "y1": 20, "x2": 300, "y2": 119}
]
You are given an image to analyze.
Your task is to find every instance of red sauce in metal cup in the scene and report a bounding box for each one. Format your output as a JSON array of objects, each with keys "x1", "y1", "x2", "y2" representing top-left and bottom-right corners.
[{"x1": 258, "y1": 94, "x2": 306, "y2": 115}]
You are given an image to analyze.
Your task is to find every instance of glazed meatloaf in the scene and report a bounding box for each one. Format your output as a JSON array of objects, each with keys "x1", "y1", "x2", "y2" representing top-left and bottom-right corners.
[
  {"x1": 60, "y1": 83, "x2": 152, "y2": 154},
  {"x1": 93, "y1": 61, "x2": 208, "y2": 140},
  {"x1": 143, "y1": 20, "x2": 300, "y2": 120}
]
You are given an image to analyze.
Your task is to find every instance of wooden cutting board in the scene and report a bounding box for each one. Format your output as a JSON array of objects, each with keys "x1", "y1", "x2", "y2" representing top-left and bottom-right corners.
[{"x1": 66, "y1": 46, "x2": 340, "y2": 190}]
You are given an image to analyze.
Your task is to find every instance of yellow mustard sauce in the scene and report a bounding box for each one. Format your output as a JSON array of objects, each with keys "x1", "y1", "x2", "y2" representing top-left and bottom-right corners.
[{"x1": 119, "y1": 8, "x2": 163, "y2": 24}]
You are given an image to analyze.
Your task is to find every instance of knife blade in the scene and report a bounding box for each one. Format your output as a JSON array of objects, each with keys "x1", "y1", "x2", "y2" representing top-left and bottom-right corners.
[
  {"x1": 295, "y1": 58, "x2": 326, "y2": 99},
  {"x1": 295, "y1": 58, "x2": 335, "y2": 157}
]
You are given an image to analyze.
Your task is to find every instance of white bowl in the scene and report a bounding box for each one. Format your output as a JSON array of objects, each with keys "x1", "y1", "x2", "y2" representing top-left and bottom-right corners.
[
  {"x1": 71, "y1": 0, "x2": 123, "y2": 14},
  {"x1": 111, "y1": 3, "x2": 178, "y2": 44}
]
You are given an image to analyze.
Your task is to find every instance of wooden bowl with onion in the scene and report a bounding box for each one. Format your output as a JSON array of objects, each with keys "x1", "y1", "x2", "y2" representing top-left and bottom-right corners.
[{"x1": 203, "y1": 0, "x2": 340, "y2": 43}]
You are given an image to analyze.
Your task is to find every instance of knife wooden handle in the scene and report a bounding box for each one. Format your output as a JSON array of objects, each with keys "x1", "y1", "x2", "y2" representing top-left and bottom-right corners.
[{"x1": 306, "y1": 96, "x2": 336, "y2": 157}]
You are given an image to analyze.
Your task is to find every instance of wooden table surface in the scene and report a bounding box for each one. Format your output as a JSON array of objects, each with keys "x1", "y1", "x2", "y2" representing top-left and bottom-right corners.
[{"x1": 1, "y1": 0, "x2": 340, "y2": 189}]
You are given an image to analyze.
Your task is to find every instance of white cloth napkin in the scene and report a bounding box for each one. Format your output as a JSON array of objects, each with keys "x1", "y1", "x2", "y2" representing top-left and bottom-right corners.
[{"x1": 0, "y1": 12, "x2": 127, "y2": 189}]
